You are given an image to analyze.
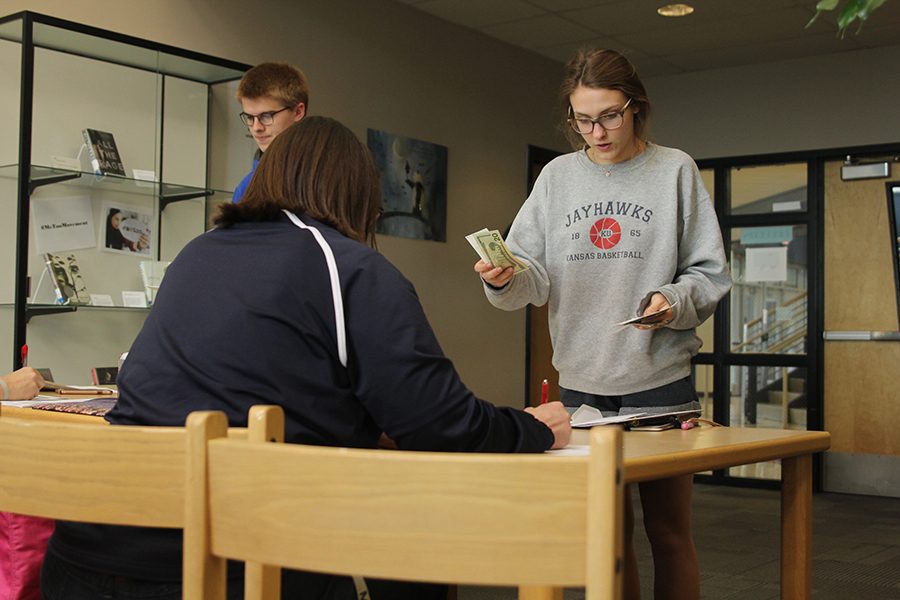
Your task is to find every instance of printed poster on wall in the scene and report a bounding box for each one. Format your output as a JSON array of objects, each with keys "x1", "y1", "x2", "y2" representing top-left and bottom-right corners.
[
  {"x1": 367, "y1": 128, "x2": 448, "y2": 242},
  {"x1": 31, "y1": 195, "x2": 96, "y2": 254},
  {"x1": 100, "y1": 200, "x2": 153, "y2": 257}
]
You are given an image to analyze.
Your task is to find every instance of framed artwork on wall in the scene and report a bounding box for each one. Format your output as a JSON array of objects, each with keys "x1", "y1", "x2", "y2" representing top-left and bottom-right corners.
[{"x1": 367, "y1": 128, "x2": 447, "y2": 242}]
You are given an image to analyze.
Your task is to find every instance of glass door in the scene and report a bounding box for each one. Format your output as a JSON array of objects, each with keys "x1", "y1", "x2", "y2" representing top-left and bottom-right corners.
[{"x1": 696, "y1": 160, "x2": 817, "y2": 483}]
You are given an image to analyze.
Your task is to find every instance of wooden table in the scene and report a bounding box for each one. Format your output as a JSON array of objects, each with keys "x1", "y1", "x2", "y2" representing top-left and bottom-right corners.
[
  {"x1": 2, "y1": 403, "x2": 828, "y2": 599},
  {"x1": 566, "y1": 425, "x2": 831, "y2": 600}
]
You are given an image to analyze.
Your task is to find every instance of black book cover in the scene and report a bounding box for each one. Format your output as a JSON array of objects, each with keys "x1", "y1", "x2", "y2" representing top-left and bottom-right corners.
[
  {"x1": 91, "y1": 366, "x2": 119, "y2": 385},
  {"x1": 82, "y1": 128, "x2": 126, "y2": 176}
]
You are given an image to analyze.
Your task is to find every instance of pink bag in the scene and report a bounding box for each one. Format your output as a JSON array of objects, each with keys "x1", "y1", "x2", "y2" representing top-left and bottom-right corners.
[{"x1": 0, "y1": 512, "x2": 54, "y2": 600}]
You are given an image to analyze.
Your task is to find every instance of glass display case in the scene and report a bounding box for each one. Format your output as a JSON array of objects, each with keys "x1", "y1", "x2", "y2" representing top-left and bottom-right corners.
[{"x1": 0, "y1": 11, "x2": 249, "y2": 382}]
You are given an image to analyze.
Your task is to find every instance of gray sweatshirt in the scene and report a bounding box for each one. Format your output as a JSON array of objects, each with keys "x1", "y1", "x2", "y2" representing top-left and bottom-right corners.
[{"x1": 485, "y1": 143, "x2": 731, "y2": 395}]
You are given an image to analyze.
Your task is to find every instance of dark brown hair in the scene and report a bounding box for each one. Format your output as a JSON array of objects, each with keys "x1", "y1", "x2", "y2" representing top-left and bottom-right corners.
[
  {"x1": 236, "y1": 62, "x2": 309, "y2": 110},
  {"x1": 558, "y1": 48, "x2": 651, "y2": 149},
  {"x1": 214, "y1": 117, "x2": 382, "y2": 246}
]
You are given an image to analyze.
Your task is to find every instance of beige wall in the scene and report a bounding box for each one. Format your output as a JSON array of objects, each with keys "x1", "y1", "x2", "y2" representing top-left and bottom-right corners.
[{"x1": 0, "y1": 0, "x2": 566, "y2": 404}]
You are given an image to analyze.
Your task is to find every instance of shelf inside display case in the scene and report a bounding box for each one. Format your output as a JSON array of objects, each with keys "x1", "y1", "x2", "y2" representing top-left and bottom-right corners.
[
  {"x1": 1, "y1": 303, "x2": 153, "y2": 322},
  {"x1": 0, "y1": 164, "x2": 222, "y2": 210},
  {"x1": 2, "y1": 11, "x2": 250, "y2": 378}
]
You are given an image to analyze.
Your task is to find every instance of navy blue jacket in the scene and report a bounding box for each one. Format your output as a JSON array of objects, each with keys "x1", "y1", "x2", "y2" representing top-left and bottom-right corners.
[{"x1": 49, "y1": 213, "x2": 552, "y2": 581}]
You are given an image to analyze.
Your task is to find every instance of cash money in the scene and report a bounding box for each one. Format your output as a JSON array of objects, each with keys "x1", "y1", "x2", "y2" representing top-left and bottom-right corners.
[{"x1": 465, "y1": 228, "x2": 529, "y2": 274}]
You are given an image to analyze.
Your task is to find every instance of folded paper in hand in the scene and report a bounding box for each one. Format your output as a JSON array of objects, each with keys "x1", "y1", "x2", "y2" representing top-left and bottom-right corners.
[{"x1": 465, "y1": 228, "x2": 529, "y2": 274}]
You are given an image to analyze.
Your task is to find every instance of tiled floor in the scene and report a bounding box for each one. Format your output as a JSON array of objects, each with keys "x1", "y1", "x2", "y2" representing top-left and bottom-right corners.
[{"x1": 458, "y1": 483, "x2": 900, "y2": 599}]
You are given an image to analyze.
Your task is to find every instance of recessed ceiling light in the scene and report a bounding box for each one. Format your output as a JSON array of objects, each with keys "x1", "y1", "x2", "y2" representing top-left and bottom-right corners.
[{"x1": 657, "y1": 4, "x2": 694, "y2": 17}]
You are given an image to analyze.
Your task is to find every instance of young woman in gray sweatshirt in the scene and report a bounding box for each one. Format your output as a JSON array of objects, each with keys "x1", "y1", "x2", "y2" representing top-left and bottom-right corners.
[{"x1": 476, "y1": 48, "x2": 731, "y2": 600}]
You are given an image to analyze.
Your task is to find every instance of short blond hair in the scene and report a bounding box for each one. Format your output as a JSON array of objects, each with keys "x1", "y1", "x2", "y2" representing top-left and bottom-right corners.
[{"x1": 236, "y1": 62, "x2": 309, "y2": 109}]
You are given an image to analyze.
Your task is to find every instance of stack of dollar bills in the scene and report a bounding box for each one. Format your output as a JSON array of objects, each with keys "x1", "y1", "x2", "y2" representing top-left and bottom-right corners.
[{"x1": 465, "y1": 228, "x2": 529, "y2": 274}]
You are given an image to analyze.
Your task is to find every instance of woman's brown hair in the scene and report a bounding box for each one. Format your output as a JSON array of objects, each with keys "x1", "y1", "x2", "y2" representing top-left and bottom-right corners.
[
  {"x1": 215, "y1": 116, "x2": 382, "y2": 246},
  {"x1": 558, "y1": 48, "x2": 651, "y2": 150}
]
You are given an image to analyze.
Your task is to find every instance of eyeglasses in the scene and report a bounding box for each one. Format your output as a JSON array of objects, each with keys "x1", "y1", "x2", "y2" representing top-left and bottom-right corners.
[
  {"x1": 568, "y1": 98, "x2": 633, "y2": 134},
  {"x1": 238, "y1": 106, "x2": 292, "y2": 127}
]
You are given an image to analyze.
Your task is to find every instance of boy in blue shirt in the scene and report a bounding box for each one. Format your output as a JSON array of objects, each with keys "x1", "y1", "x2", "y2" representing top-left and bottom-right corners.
[{"x1": 232, "y1": 62, "x2": 308, "y2": 202}]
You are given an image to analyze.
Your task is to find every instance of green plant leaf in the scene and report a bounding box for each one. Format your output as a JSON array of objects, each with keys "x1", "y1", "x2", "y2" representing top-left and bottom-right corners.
[
  {"x1": 836, "y1": 0, "x2": 866, "y2": 34},
  {"x1": 859, "y1": 0, "x2": 888, "y2": 19},
  {"x1": 805, "y1": 0, "x2": 892, "y2": 36},
  {"x1": 806, "y1": 0, "x2": 842, "y2": 29},
  {"x1": 853, "y1": 0, "x2": 886, "y2": 34}
]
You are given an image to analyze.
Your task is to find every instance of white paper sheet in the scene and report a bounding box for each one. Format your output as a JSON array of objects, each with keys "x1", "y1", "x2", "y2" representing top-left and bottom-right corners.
[
  {"x1": 745, "y1": 246, "x2": 788, "y2": 282},
  {"x1": 31, "y1": 195, "x2": 96, "y2": 254},
  {"x1": 570, "y1": 404, "x2": 647, "y2": 428}
]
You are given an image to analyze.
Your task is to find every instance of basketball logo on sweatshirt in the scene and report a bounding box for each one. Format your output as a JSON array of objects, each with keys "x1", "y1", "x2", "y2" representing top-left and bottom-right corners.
[{"x1": 589, "y1": 218, "x2": 621, "y2": 249}]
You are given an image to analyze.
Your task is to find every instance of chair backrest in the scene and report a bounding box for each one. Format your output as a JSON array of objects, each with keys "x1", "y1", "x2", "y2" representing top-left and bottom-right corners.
[
  {"x1": 184, "y1": 411, "x2": 624, "y2": 600},
  {"x1": 0, "y1": 406, "x2": 188, "y2": 528},
  {"x1": 0, "y1": 405, "x2": 260, "y2": 529}
]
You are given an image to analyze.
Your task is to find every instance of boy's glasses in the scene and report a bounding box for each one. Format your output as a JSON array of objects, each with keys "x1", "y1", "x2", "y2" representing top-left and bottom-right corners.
[{"x1": 238, "y1": 106, "x2": 292, "y2": 126}]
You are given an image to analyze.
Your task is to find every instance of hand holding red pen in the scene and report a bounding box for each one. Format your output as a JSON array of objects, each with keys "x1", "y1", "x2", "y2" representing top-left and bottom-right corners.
[
  {"x1": 525, "y1": 401, "x2": 571, "y2": 449},
  {"x1": 1, "y1": 367, "x2": 44, "y2": 401}
]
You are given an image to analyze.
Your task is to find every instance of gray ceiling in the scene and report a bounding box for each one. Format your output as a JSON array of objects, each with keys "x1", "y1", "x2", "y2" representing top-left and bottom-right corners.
[{"x1": 394, "y1": 0, "x2": 900, "y2": 77}]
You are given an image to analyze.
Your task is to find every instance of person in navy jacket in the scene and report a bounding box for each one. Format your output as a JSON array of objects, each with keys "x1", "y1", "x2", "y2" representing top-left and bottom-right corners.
[{"x1": 42, "y1": 117, "x2": 571, "y2": 600}]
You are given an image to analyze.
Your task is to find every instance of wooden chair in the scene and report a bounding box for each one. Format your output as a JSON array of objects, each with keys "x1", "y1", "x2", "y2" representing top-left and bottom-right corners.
[
  {"x1": 184, "y1": 410, "x2": 624, "y2": 600},
  {"x1": 0, "y1": 406, "x2": 188, "y2": 529},
  {"x1": 0, "y1": 404, "x2": 273, "y2": 592}
]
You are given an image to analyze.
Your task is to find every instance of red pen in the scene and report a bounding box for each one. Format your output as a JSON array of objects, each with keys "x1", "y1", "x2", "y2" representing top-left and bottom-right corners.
[
  {"x1": 20, "y1": 344, "x2": 28, "y2": 367},
  {"x1": 541, "y1": 378, "x2": 548, "y2": 404}
]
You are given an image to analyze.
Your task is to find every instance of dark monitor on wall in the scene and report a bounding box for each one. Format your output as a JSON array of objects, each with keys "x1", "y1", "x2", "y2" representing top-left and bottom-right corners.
[{"x1": 886, "y1": 182, "x2": 900, "y2": 327}]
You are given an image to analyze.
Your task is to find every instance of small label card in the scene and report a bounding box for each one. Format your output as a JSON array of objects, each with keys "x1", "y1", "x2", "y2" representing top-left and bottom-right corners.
[
  {"x1": 132, "y1": 169, "x2": 157, "y2": 188},
  {"x1": 121, "y1": 290, "x2": 148, "y2": 308},
  {"x1": 51, "y1": 155, "x2": 83, "y2": 171},
  {"x1": 89, "y1": 293, "x2": 115, "y2": 306}
]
